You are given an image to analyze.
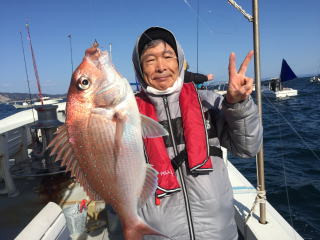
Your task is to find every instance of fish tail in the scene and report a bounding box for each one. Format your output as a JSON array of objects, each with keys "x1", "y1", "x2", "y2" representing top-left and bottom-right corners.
[{"x1": 123, "y1": 217, "x2": 170, "y2": 240}]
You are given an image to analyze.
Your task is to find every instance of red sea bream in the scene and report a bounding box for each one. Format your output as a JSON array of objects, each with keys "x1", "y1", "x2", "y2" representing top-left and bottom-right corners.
[{"x1": 48, "y1": 43, "x2": 168, "y2": 240}]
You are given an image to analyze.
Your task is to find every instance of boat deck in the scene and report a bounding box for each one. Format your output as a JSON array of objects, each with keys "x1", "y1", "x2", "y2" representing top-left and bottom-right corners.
[
  {"x1": 1, "y1": 176, "x2": 49, "y2": 239},
  {"x1": 0, "y1": 174, "x2": 110, "y2": 240}
]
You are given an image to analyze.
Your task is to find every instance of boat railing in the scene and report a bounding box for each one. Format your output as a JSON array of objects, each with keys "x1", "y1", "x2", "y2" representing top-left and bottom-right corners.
[
  {"x1": 0, "y1": 123, "x2": 33, "y2": 197},
  {"x1": 0, "y1": 102, "x2": 66, "y2": 198},
  {"x1": 15, "y1": 202, "x2": 70, "y2": 240}
]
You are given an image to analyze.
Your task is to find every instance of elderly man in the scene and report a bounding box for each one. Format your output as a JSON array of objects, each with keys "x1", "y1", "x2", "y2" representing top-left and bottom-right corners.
[{"x1": 107, "y1": 26, "x2": 262, "y2": 240}]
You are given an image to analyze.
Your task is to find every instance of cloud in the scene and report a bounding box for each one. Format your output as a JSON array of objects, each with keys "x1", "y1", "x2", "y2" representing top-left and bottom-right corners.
[{"x1": 0, "y1": 83, "x2": 12, "y2": 88}]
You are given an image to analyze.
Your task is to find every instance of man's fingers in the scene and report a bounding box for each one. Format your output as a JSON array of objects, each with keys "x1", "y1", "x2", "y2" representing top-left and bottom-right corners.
[
  {"x1": 245, "y1": 76, "x2": 254, "y2": 86},
  {"x1": 244, "y1": 85, "x2": 253, "y2": 96},
  {"x1": 228, "y1": 52, "x2": 237, "y2": 77},
  {"x1": 243, "y1": 77, "x2": 254, "y2": 95},
  {"x1": 239, "y1": 50, "x2": 254, "y2": 75}
]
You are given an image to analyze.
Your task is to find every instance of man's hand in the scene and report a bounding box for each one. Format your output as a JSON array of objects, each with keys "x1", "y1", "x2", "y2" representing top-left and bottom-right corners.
[
  {"x1": 207, "y1": 74, "x2": 214, "y2": 81},
  {"x1": 226, "y1": 50, "x2": 254, "y2": 104}
]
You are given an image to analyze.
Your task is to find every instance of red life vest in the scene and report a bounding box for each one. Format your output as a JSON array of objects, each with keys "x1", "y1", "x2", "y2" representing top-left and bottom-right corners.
[{"x1": 136, "y1": 83, "x2": 213, "y2": 198}]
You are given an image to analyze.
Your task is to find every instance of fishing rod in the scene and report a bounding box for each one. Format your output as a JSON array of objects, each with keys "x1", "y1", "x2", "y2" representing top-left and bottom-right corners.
[
  {"x1": 228, "y1": 0, "x2": 267, "y2": 224},
  {"x1": 25, "y1": 23, "x2": 44, "y2": 106}
]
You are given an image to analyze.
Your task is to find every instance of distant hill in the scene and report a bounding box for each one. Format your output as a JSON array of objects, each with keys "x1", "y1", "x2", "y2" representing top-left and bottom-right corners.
[{"x1": 0, "y1": 92, "x2": 66, "y2": 103}]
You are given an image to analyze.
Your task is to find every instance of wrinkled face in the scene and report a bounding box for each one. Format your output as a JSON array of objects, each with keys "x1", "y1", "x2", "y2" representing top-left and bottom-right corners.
[{"x1": 141, "y1": 42, "x2": 179, "y2": 90}]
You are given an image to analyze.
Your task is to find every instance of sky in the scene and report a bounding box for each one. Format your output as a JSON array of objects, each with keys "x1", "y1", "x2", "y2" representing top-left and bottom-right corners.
[{"x1": 1, "y1": 0, "x2": 319, "y2": 94}]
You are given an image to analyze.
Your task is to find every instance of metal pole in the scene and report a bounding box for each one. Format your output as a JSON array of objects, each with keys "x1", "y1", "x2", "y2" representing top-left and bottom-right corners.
[
  {"x1": 252, "y1": 0, "x2": 266, "y2": 224},
  {"x1": 228, "y1": 0, "x2": 267, "y2": 224}
]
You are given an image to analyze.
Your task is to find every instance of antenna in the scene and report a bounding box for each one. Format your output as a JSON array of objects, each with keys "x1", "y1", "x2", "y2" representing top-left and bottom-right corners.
[
  {"x1": 68, "y1": 34, "x2": 74, "y2": 73},
  {"x1": 25, "y1": 23, "x2": 44, "y2": 105}
]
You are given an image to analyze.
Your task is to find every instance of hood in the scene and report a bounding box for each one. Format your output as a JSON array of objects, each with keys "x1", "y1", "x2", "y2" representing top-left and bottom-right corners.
[{"x1": 132, "y1": 26, "x2": 185, "y2": 95}]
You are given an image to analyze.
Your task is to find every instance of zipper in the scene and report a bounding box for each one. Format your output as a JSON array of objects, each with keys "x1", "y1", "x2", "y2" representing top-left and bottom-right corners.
[{"x1": 163, "y1": 96, "x2": 195, "y2": 240}]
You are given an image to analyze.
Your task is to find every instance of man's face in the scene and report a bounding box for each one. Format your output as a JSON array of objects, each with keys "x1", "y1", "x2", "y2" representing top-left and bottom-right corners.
[{"x1": 141, "y1": 42, "x2": 179, "y2": 91}]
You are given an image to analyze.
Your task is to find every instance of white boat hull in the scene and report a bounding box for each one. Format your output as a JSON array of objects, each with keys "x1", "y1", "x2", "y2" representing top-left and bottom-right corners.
[
  {"x1": 226, "y1": 157, "x2": 303, "y2": 240},
  {"x1": 263, "y1": 88, "x2": 298, "y2": 98}
]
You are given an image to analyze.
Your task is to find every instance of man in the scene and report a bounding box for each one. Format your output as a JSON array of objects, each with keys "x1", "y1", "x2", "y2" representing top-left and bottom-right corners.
[
  {"x1": 184, "y1": 71, "x2": 214, "y2": 84},
  {"x1": 183, "y1": 60, "x2": 214, "y2": 85},
  {"x1": 107, "y1": 26, "x2": 262, "y2": 240}
]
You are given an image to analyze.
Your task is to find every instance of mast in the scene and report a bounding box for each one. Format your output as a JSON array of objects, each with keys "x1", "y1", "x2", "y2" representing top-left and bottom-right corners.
[
  {"x1": 252, "y1": 0, "x2": 266, "y2": 224},
  {"x1": 228, "y1": 0, "x2": 266, "y2": 224},
  {"x1": 26, "y1": 23, "x2": 44, "y2": 105}
]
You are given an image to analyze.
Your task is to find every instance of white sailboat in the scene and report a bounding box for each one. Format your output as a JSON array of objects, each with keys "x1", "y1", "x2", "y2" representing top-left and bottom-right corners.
[{"x1": 263, "y1": 59, "x2": 298, "y2": 98}]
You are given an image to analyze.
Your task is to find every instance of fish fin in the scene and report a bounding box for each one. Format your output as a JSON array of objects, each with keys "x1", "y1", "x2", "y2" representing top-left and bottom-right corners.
[
  {"x1": 48, "y1": 125, "x2": 103, "y2": 201},
  {"x1": 47, "y1": 125, "x2": 67, "y2": 151},
  {"x1": 140, "y1": 114, "x2": 168, "y2": 138},
  {"x1": 47, "y1": 125, "x2": 70, "y2": 159},
  {"x1": 138, "y1": 164, "x2": 158, "y2": 208},
  {"x1": 114, "y1": 111, "x2": 127, "y2": 158}
]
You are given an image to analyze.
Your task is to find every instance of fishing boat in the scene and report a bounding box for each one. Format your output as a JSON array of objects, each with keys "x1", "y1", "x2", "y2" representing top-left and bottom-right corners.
[
  {"x1": 263, "y1": 59, "x2": 298, "y2": 98},
  {"x1": 12, "y1": 97, "x2": 64, "y2": 109}
]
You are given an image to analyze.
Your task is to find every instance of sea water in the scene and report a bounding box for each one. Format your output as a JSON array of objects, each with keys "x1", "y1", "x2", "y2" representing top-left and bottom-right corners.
[{"x1": 231, "y1": 77, "x2": 320, "y2": 239}]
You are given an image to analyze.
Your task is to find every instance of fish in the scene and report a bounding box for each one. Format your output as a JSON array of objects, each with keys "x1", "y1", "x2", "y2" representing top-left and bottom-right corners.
[{"x1": 48, "y1": 42, "x2": 169, "y2": 240}]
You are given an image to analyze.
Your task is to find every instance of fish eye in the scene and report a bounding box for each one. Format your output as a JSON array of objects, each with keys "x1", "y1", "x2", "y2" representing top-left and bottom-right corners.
[{"x1": 77, "y1": 76, "x2": 91, "y2": 90}]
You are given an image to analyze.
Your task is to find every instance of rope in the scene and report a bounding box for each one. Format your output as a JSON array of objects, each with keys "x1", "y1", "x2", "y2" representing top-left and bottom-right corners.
[
  {"x1": 181, "y1": 0, "x2": 232, "y2": 37},
  {"x1": 228, "y1": 0, "x2": 253, "y2": 22},
  {"x1": 259, "y1": 93, "x2": 303, "y2": 239},
  {"x1": 245, "y1": 187, "x2": 266, "y2": 224},
  {"x1": 243, "y1": 187, "x2": 266, "y2": 240},
  {"x1": 276, "y1": 101, "x2": 297, "y2": 238},
  {"x1": 262, "y1": 93, "x2": 320, "y2": 162}
]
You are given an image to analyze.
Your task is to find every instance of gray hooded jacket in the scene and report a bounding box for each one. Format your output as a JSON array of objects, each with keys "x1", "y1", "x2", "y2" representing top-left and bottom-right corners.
[{"x1": 106, "y1": 27, "x2": 263, "y2": 240}]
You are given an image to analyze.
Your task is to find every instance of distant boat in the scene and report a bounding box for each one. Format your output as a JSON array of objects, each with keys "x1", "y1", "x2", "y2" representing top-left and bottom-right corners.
[
  {"x1": 310, "y1": 75, "x2": 320, "y2": 83},
  {"x1": 12, "y1": 97, "x2": 63, "y2": 109},
  {"x1": 263, "y1": 59, "x2": 298, "y2": 98}
]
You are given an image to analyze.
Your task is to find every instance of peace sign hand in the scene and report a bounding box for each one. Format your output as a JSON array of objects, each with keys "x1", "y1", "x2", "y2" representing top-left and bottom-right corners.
[{"x1": 225, "y1": 50, "x2": 254, "y2": 104}]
